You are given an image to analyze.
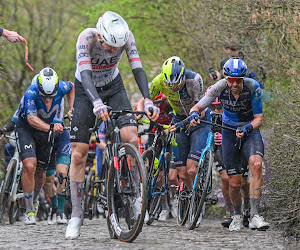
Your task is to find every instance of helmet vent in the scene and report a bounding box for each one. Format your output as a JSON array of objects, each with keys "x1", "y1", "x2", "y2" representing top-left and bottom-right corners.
[{"x1": 43, "y1": 68, "x2": 53, "y2": 76}]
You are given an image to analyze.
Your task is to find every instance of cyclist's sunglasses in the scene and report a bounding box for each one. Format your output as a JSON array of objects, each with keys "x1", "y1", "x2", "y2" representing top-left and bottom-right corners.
[
  {"x1": 209, "y1": 104, "x2": 222, "y2": 111},
  {"x1": 226, "y1": 76, "x2": 244, "y2": 84}
]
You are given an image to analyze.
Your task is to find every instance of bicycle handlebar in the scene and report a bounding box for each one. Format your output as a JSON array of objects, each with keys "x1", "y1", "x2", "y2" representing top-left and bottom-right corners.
[{"x1": 89, "y1": 107, "x2": 147, "y2": 133}]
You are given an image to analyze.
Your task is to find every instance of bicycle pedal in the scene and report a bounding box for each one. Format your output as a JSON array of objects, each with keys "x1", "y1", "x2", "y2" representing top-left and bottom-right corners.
[{"x1": 208, "y1": 196, "x2": 218, "y2": 205}]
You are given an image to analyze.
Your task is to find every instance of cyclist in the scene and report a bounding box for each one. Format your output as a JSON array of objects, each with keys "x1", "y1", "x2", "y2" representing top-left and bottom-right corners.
[
  {"x1": 66, "y1": 11, "x2": 159, "y2": 239},
  {"x1": 208, "y1": 94, "x2": 250, "y2": 228},
  {"x1": 149, "y1": 56, "x2": 211, "y2": 192},
  {"x1": 0, "y1": 26, "x2": 25, "y2": 43},
  {"x1": 15, "y1": 67, "x2": 74, "y2": 225},
  {"x1": 190, "y1": 57, "x2": 269, "y2": 231}
]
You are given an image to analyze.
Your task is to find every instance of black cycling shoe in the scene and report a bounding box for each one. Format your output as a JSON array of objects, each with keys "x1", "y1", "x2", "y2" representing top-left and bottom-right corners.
[
  {"x1": 243, "y1": 210, "x2": 250, "y2": 227},
  {"x1": 221, "y1": 216, "x2": 233, "y2": 228}
]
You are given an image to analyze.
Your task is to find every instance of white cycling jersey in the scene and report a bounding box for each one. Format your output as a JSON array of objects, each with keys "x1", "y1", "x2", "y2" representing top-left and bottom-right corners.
[{"x1": 75, "y1": 28, "x2": 143, "y2": 87}]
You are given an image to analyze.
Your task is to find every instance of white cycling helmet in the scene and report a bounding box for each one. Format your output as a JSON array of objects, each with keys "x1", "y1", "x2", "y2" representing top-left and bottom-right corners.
[
  {"x1": 96, "y1": 11, "x2": 129, "y2": 47},
  {"x1": 37, "y1": 67, "x2": 59, "y2": 97}
]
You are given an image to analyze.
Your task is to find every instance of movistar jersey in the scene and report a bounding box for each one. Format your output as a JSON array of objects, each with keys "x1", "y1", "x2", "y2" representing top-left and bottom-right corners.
[
  {"x1": 150, "y1": 70, "x2": 204, "y2": 116},
  {"x1": 18, "y1": 80, "x2": 72, "y2": 125},
  {"x1": 75, "y1": 28, "x2": 143, "y2": 87},
  {"x1": 198, "y1": 78, "x2": 262, "y2": 127}
]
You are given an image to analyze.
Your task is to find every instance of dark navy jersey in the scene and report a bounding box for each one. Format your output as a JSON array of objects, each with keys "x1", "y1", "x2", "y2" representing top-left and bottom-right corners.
[
  {"x1": 19, "y1": 80, "x2": 73, "y2": 125},
  {"x1": 198, "y1": 78, "x2": 262, "y2": 127}
]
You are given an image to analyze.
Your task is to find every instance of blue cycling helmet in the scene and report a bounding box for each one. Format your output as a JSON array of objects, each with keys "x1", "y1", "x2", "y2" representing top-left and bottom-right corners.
[{"x1": 223, "y1": 57, "x2": 247, "y2": 77}]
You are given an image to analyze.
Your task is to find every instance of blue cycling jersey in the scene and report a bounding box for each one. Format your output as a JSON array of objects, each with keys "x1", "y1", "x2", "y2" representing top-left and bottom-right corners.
[
  {"x1": 198, "y1": 78, "x2": 262, "y2": 127},
  {"x1": 18, "y1": 80, "x2": 73, "y2": 125}
]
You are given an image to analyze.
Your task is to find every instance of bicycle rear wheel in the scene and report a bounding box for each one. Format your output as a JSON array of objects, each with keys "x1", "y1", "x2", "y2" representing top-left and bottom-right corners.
[
  {"x1": 0, "y1": 160, "x2": 15, "y2": 223},
  {"x1": 177, "y1": 180, "x2": 190, "y2": 226},
  {"x1": 107, "y1": 143, "x2": 147, "y2": 242},
  {"x1": 187, "y1": 150, "x2": 213, "y2": 230}
]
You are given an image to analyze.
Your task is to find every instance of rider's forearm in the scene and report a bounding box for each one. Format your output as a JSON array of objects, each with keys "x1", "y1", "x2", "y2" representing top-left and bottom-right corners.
[
  {"x1": 27, "y1": 113, "x2": 51, "y2": 132},
  {"x1": 251, "y1": 114, "x2": 263, "y2": 130},
  {"x1": 190, "y1": 103, "x2": 203, "y2": 114},
  {"x1": 80, "y1": 70, "x2": 101, "y2": 103},
  {"x1": 4, "y1": 120, "x2": 15, "y2": 132},
  {"x1": 132, "y1": 68, "x2": 151, "y2": 99},
  {"x1": 66, "y1": 81, "x2": 75, "y2": 111}
]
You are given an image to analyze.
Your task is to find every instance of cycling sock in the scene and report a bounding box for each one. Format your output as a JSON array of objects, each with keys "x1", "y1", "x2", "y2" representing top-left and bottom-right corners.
[
  {"x1": 234, "y1": 204, "x2": 242, "y2": 215},
  {"x1": 57, "y1": 194, "x2": 66, "y2": 213},
  {"x1": 24, "y1": 191, "x2": 34, "y2": 213},
  {"x1": 243, "y1": 196, "x2": 250, "y2": 211},
  {"x1": 49, "y1": 195, "x2": 58, "y2": 208},
  {"x1": 33, "y1": 188, "x2": 41, "y2": 203},
  {"x1": 162, "y1": 194, "x2": 169, "y2": 210},
  {"x1": 226, "y1": 202, "x2": 235, "y2": 217},
  {"x1": 250, "y1": 198, "x2": 260, "y2": 217},
  {"x1": 70, "y1": 181, "x2": 84, "y2": 218}
]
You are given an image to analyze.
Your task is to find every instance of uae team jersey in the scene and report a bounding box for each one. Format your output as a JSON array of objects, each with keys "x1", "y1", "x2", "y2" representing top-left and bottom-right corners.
[
  {"x1": 198, "y1": 78, "x2": 262, "y2": 127},
  {"x1": 75, "y1": 28, "x2": 143, "y2": 87}
]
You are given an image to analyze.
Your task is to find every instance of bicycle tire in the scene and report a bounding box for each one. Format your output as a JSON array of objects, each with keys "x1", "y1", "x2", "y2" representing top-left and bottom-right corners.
[
  {"x1": 84, "y1": 169, "x2": 95, "y2": 220},
  {"x1": 177, "y1": 181, "x2": 190, "y2": 226},
  {"x1": 142, "y1": 149, "x2": 154, "y2": 189},
  {"x1": 107, "y1": 143, "x2": 147, "y2": 242},
  {"x1": 142, "y1": 149, "x2": 162, "y2": 225},
  {"x1": 187, "y1": 150, "x2": 213, "y2": 230},
  {"x1": 0, "y1": 160, "x2": 15, "y2": 223}
]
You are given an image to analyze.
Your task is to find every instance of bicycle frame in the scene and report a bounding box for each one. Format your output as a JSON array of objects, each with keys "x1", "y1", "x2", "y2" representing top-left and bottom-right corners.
[
  {"x1": 192, "y1": 132, "x2": 214, "y2": 192},
  {"x1": 148, "y1": 139, "x2": 169, "y2": 199},
  {"x1": 9, "y1": 150, "x2": 24, "y2": 202}
]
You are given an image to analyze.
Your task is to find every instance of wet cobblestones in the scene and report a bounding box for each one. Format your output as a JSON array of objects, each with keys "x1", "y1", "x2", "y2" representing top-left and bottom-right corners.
[{"x1": 0, "y1": 216, "x2": 289, "y2": 249}]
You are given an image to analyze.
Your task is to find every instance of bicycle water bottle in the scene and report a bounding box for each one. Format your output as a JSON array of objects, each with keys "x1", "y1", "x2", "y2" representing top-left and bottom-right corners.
[{"x1": 154, "y1": 157, "x2": 159, "y2": 176}]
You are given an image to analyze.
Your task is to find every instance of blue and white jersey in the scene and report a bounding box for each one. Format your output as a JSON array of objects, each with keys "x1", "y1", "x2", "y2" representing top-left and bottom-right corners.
[
  {"x1": 18, "y1": 80, "x2": 72, "y2": 125},
  {"x1": 198, "y1": 78, "x2": 262, "y2": 127}
]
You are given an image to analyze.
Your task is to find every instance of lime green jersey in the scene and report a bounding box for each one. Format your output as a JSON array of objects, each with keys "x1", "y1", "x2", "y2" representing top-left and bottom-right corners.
[{"x1": 150, "y1": 70, "x2": 204, "y2": 116}]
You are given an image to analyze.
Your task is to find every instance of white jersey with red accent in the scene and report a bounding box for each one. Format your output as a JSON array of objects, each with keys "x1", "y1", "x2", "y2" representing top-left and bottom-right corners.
[{"x1": 75, "y1": 28, "x2": 143, "y2": 87}]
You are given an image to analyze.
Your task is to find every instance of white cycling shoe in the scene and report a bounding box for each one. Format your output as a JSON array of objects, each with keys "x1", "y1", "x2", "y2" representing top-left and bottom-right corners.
[
  {"x1": 229, "y1": 215, "x2": 242, "y2": 231},
  {"x1": 65, "y1": 217, "x2": 81, "y2": 240},
  {"x1": 24, "y1": 212, "x2": 36, "y2": 225},
  {"x1": 249, "y1": 214, "x2": 270, "y2": 230},
  {"x1": 158, "y1": 209, "x2": 170, "y2": 221},
  {"x1": 57, "y1": 212, "x2": 68, "y2": 224}
]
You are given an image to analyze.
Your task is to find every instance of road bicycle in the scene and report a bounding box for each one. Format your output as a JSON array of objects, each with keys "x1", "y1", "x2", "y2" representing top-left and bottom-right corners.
[
  {"x1": 139, "y1": 118, "x2": 176, "y2": 225},
  {"x1": 0, "y1": 131, "x2": 24, "y2": 224},
  {"x1": 103, "y1": 108, "x2": 147, "y2": 242},
  {"x1": 181, "y1": 111, "x2": 240, "y2": 230}
]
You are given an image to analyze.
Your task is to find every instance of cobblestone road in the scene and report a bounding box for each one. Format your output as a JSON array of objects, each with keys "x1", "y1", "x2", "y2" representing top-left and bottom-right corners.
[{"x1": 0, "y1": 216, "x2": 291, "y2": 249}]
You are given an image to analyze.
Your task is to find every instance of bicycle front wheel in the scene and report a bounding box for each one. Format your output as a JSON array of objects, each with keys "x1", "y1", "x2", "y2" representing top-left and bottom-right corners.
[
  {"x1": 0, "y1": 160, "x2": 15, "y2": 223},
  {"x1": 107, "y1": 143, "x2": 147, "y2": 242},
  {"x1": 187, "y1": 150, "x2": 213, "y2": 230}
]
